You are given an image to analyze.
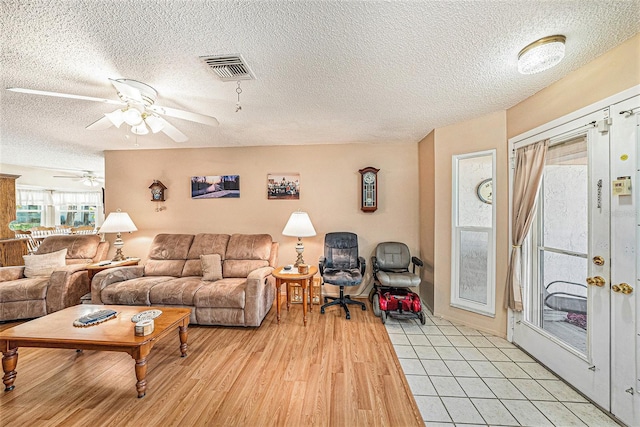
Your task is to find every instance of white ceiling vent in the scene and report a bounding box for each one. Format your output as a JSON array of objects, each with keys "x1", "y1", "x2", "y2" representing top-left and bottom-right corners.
[{"x1": 200, "y1": 54, "x2": 255, "y2": 81}]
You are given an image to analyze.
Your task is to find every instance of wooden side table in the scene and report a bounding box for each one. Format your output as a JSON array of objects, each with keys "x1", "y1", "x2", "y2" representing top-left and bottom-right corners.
[
  {"x1": 272, "y1": 265, "x2": 318, "y2": 326},
  {"x1": 86, "y1": 257, "x2": 141, "y2": 281}
]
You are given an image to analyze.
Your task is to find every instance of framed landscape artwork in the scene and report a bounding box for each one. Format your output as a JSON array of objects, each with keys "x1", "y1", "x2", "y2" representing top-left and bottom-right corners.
[
  {"x1": 191, "y1": 175, "x2": 240, "y2": 199},
  {"x1": 267, "y1": 173, "x2": 300, "y2": 200}
]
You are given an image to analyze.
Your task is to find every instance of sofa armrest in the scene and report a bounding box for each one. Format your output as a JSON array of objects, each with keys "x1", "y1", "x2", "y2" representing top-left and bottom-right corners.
[
  {"x1": 46, "y1": 265, "x2": 92, "y2": 313},
  {"x1": 0, "y1": 266, "x2": 26, "y2": 282},
  {"x1": 244, "y1": 266, "x2": 275, "y2": 326},
  {"x1": 91, "y1": 265, "x2": 145, "y2": 304}
]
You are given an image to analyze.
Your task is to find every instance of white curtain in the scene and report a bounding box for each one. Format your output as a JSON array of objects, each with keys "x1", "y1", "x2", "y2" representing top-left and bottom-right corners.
[
  {"x1": 52, "y1": 191, "x2": 103, "y2": 206},
  {"x1": 15, "y1": 189, "x2": 53, "y2": 206}
]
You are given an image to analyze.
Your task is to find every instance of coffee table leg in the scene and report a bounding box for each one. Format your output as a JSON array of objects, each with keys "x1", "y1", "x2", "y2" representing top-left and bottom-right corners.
[
  {"x1": 132, "y1": 345, "x2": 151, "y2": 398},
  {"x1": 179, "y1": 324, "x2": 188, "y2": 357},
  {"x1": 2, "y1": 347, "x2": 18, "y2": 392}
]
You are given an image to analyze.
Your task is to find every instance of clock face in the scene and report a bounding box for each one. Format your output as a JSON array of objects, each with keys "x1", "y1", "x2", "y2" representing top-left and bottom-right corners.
[
  {"x1": 152, "y1": 188, "x2": 162, "y2": 200},
  {"x1": 363, "y1": 172, "x2": 375, "y2": 184},
  {"x1": 477, "y1": 179, "x2": 493, "y2": 204}
]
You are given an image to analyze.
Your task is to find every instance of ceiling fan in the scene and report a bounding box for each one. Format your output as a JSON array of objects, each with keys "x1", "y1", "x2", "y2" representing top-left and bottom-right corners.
[
  {"x1": 7, "y1": 79, "x2": 219, "y2": 142},
  {"x1": 53, "y1": 171, "x2": 104, "y2": 187}
]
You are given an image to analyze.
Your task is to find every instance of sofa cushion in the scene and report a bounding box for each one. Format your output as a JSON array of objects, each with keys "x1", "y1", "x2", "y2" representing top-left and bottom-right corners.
[
  {"x1": 223, "y1": 259, "x2": 270, "y2": 278},
  {"x1": 193, "y1": 278, "x2": 247, "y2": 309},
  {"x1": 0, "y1": 277, "x2": 50, "y2": 302},
  {"x1": 149, "y1": 277, "x2": 208, "y2": 306},
  {"x1": 100, "y1": 276, "x2": 174, "y2": 305},
  {"x1": 144, "y1": 234, "x2": 194, "y2": 277},
  {"x1": 182, "y1": 233, "x2": 230, "y2": 276},
  {"x1": 201, "y1": 254, "x2": 223, "y2": 281},
  {"x1": 23, "y1": 249, "x2": 67, "y2": 278},
  {"x1": 225, "y1": 234, "x2": 272, "y2": 261},
  {"x1": 37, "y1": 234, "x2": 101, "y2": 261}
]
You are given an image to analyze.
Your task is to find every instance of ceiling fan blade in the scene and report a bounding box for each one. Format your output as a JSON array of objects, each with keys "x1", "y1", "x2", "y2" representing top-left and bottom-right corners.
[
  {"x1": 109, "y1": 78, "x2": 142, "y2": 103},
  {"x1": 86, "y1": 116, "x2": 114, "y2": 130},
  {"x1": 148, "y1": 104, "x2": 219, "y2": 127},
  {"x1": 6, "y1": 87, "x2": 125, "y2": 106},
  {"x1": 158, "y1": 118, "x2": 188, "y2": 142}
]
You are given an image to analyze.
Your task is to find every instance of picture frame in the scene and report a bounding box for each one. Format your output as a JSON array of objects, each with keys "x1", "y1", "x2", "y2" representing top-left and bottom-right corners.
[
  {"x1": 191, "y1": 175, "x2": 240, "y2": 199},
  {"x1": 267, "y1": 173, "x2": 300, "y2": 200}
]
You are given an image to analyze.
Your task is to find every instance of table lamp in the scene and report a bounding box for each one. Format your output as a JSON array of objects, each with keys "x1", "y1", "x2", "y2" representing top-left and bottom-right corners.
[
  {"x1": 99, "y1": 209, "x2": 138, "y2": 261},
  {"x1": 282, "y1": 211, "x2": 316, "y2": 266}
]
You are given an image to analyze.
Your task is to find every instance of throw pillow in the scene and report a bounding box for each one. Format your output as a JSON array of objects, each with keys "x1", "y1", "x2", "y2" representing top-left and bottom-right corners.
[
  {"x1": 200, "y1": 253, "x2": 223, "y2": 281},
  {"x1": 23, "y1": 248, "x2": 67, "y2": 278}
]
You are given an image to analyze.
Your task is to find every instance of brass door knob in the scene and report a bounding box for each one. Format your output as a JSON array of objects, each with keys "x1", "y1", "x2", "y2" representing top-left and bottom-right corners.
[
  {"x1": 612, "y1": 283, "x2": 633, "y2": 294},
  {"x1": 586, "y1": 276, "x2": 606, "y2": 287},
  {"x1": 592, "y1": 256, "x2": 605, "y2": 266}
]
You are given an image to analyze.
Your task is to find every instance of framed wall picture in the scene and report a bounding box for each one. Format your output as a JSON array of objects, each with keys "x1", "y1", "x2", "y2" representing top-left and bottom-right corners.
[
  {"x1": 191, "y1": 175, "x2": 240, "y2": 199},
  {"x1": 267, "y1": 173, "x2": 300, "y2": 200}
]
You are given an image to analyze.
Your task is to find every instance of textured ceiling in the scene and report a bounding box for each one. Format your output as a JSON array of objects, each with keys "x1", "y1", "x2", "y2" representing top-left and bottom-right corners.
[{"x1": 1, "y1": 0, "x2": 639, "y2": 176}]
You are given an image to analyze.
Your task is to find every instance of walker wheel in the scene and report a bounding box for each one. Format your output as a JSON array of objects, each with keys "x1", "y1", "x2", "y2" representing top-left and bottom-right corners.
[
  {"x1": 380, "y1": 310, "x2": 387, "y2": 325},
  {"x1": 419, "y1": 311, "x2": 426, "y2": 325},
  {"x1": 368, "y1": 287, "x2": 376, "y2": 302}
]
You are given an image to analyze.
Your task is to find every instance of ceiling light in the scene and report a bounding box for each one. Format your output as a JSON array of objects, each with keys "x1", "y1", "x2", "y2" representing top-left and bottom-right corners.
[
  {"x1": 131, "y1": 122, "x2": 149, "y2": 135},
  {"x1": 105, "y1": 109, "x2": 125, "y2": 128},
  {"x1": 518, "y1": 35, "x2": 566, "y2": 75},
  {"x1": 144, "y1": 114, "x2": 165, "y2": 133},
  {"x1": 123, "y1": 108, "x2": 143, "y2": 126}
]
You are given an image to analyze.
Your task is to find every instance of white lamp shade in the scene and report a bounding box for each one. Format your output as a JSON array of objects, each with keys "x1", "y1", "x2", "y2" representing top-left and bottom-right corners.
[
  {"x1": 131, "y1": 122, "x2": 149, "y2": 135},
  {"x1": 282, "y1": 211, "x2": 316, "y2": 237},
  {"x1": 518, "y1": 35, "x2": 566, "y2": 75},
  {"x1": 145, "y1": 114, "x2": 165, "y2": 133},
  {"x1": 105, "y1": 109, "x2": 125, "y2": 128},
  {"x1": 123, "y1": 108, "x2": 143, "y2": 126},
  {"x1": 99, "y1": 210, "x2": 138, "y2": 233}
]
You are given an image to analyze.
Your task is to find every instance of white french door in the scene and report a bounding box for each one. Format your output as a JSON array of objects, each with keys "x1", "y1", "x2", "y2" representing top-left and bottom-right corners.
[{"x1": 511, "y1": 91, "x2": 640, "y2": 426}]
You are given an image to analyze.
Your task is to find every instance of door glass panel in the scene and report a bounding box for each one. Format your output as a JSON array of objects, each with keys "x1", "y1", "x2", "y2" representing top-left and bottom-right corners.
[
  {"x1": 540, "y1": 251, "x2": 588, "y2": 354},
  {"x1": 533, "y1": 137, "x2": 589, "y2": 355},
  {"x1": 459, "y1": 230, "x2": 488, "y2": 304}
]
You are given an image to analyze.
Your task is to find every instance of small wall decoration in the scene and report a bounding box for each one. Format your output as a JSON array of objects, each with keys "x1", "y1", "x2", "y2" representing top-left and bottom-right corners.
[
  {"x1": 191, "y1": 175, "x2": 240, "y2": 199},
  {"x1": 267, "y1": 173, "x2": 300, "y2": 200},
  {"x1": 149, "y1": 180, "x2": 167, "y2": 202}
]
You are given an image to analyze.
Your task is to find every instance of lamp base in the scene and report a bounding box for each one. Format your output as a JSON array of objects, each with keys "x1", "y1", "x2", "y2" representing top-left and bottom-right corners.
[
  {"x1": 111, "y1": 248, "x2": 126, "y2": 262},
  {"x1": 111, "y1": 233, "x2": 126, "y2": 261},
  {"x1": 294, "y1": 238, "x2": 305, "y2": 267}
]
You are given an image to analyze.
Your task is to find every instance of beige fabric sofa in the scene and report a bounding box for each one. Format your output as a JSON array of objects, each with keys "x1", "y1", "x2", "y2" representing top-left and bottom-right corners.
[
  {"x1": 0, "y1": 234, "x2": 109, "y2": 321},
  {"x1": 91, "y1": 233, "x2": 278, "y2": 326}
]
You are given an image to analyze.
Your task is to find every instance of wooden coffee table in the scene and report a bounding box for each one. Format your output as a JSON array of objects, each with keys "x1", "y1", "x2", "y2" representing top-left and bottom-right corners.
[{"x1": 0, "y1": 304, "x2": 190, "y2": 398}]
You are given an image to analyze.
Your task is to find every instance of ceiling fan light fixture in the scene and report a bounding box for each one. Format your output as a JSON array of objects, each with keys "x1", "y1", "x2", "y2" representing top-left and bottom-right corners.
[
  {"x1": 123, "y1": 108, "x2": 143, "y2": 126},
  {"x1": 518, "y1": 35, "x2": 566, "y2": 75},
  {"x1": 105, "y1": 109, "x2": 125, "y2": 128},
  {"x1": 82, "y1": 178, "x2": 100, "y2": 187},
  {"x1": 144, "y1": 114, "x2": 165, "y2": 133},
  {"x1": 131, "y1": 122, "x2": 149, "y2": 135}
]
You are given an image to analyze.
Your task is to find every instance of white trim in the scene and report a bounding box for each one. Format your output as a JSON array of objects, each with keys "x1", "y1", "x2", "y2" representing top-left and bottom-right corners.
[{"x1": 451, "y1": 149, "x2": 497, "y2": 317}]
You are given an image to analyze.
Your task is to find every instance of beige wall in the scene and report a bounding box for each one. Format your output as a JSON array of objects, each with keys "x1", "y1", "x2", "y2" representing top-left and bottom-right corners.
[
  {"x1": 428, "y1": 110, "x2": 509, "y2": 337},
  {"x1": 417, "y1": 130, "x2": 435, "y2": 311},
  {"x1": 508, "y1": 33, "x2": 640, "y2": 138},
  {"x1": 104, "y1": 142, "x2": 419, "y2": 296}
]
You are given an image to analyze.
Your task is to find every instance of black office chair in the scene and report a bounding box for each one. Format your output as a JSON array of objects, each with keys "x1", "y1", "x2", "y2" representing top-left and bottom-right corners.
[{"x1": 319, "y1": 232, "x2": 366, "y2": 320}]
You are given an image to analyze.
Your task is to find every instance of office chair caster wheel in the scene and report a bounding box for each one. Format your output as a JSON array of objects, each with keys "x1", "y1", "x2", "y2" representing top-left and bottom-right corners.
[
  {"x1": 361, "y1": 304, "x2": 366, "y2": 310},
  {"x1": 419, "y1": 311, "x2": 426, "y2": 325},
  {"x1": 372, "y1": 294, "x2": 381, "y2": 317},
  {"x1": 320, "y1": 307, "x2": 325, "y2": 314},
  {"x1": 346, "y1": 313, "x2": 351, "y2": 320},
  {"x1": 380, "y1": 310, "x2": 387, "y2": 324}
]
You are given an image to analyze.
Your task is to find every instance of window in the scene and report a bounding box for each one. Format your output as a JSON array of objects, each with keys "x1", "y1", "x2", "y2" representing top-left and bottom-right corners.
[
  {"x1": 59, "y1": 204, "x2": 96, "y2": 227},
  {"x1": 14, "y1": 204, "x2": 43, "y2": 231}
]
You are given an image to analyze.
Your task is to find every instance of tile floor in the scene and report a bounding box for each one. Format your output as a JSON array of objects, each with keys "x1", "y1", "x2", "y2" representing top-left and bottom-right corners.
[{"x1": 385, "y1": 311, "x2": 621, "y2": 427}]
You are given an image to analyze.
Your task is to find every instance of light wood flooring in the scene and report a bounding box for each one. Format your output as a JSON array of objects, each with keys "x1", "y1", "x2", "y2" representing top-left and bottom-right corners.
[{"x1": 0, "y1": 299, "x2": 423, "y2": 426}]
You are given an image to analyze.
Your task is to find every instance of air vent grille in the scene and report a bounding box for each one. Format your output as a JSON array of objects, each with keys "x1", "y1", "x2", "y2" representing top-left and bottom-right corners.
[{"x1": 200, "y1": 54, "x2": 255, "y2": 81}]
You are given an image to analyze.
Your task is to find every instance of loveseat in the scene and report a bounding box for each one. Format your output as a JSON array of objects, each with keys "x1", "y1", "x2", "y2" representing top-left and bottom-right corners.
[
  {"x1": 0, "y1": 234, "x2": 109, "y2": 321},
  {"x1": 91, "y1": 233, "x2": 278, "y2": 326}
]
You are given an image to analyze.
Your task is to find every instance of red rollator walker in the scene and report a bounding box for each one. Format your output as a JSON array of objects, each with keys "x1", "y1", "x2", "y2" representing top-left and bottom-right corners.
[{"x1": 368, "y1": 242, "x2": 426, "y2": 324}]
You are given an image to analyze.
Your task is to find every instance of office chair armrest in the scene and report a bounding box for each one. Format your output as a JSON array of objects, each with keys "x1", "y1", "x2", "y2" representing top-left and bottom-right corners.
[
  {"x1": 358, "y1": 256, "x2": 366, "y2": 275},
  {"x1": 319, "y1": 256, "x2": 326, "y2": 275},
  {"x1": 371, "y1": 256, "x2": 379, "y2": 272}
]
